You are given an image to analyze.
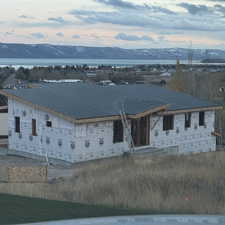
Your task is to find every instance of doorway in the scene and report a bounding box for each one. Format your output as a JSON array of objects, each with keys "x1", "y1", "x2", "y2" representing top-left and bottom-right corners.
[{"x1": 131, "y1": 116, "x2": 150, "y2": 147}]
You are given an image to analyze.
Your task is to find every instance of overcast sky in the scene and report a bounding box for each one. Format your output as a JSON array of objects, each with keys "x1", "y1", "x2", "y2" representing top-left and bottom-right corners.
[{"x1": 1, "y1": 0, "x2": 225, "y2": 49}]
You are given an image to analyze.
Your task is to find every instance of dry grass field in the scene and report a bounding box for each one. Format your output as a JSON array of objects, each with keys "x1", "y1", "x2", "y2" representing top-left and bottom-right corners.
[{"x1": 0, "y1": 151, "x2": 225, "y2": 214}]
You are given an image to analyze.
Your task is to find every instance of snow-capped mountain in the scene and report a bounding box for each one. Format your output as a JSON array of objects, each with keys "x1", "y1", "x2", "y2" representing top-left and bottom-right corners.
[{"x1": 0, "y1": 43, "x2": 225, "y2": 60}]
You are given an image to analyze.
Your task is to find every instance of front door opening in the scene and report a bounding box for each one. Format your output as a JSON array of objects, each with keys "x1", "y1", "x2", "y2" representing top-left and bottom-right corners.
[{"x1": 131, "y1": 116, "x2": 150, "y2": 147}]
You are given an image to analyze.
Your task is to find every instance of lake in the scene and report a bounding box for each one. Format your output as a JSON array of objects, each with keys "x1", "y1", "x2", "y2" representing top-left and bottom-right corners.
[{"x1": 0, "y1": 58, "x2": 201, "y2": 68}]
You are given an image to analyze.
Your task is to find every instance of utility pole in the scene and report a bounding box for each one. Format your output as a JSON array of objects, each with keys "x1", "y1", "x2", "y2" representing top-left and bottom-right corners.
[{"x1": 188, "y1": 41, "x2": 193, "y2": 66}]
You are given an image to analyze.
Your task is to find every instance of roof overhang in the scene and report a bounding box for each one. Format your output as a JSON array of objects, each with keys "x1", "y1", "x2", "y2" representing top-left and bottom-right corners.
[
  {"x1": 1, "y1": 89, "x2": 222, "y2": 124},
  {"x1": 0, "y1": 90, "x2": 78, "y2": 123},
  {"x1": 0, "y1": 90, "x2": 168, "y2": 124},
  {"x1": 158, "y1": 106, "x2": 223, "y2": 116},
  {"x1": 77, "y1": 105, "x2": 169, "y2": 124},
  {"x1": 127, "y1": 105, "x2": 169, "y2": 119}
]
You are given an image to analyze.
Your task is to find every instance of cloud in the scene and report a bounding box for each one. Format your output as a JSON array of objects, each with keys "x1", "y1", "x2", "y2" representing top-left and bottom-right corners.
[
  {"x1": 17, "y1": 22, "x2": 65, "y2": 28},
  {"x1": 95, "y1": 0, "x2": 136, "y2": 9},
  {"x1": 6, "y1": 0, "x2": 225, "y2": 48},
  {"x1": 16, "y1": 17, "x2": 74, "y2": 28},
  {"x1": 115, "y1": 33, "x2": 153, "y2": 41},
  {"x1": 19, "y1": 15, "x2": 35, "y2": 19},
  {"x1": 72, "y1": 34, "x2": 80, "y2": 39},
  {"x1": 4, "y1": 31, "x2": 14, "y2": 36},
  {"x1": 208, "y1": 0, "x2": 225, "y2": 2},
  {"x1": 159, "y1": 31, "x2": 183, "y2": 35},
  {"x1": 71, "y1": 9, "x2": 162, "y2": 27},
  {"x1": 90, "y1": 34, "x2": 100, "y2": 39},
  {"x1": 178, "y1": 3, "x2": 211, "y2": 15},
  {"x1": 95, "y1": 0, "x2": 175, "y2": 14},
  {"x1": 70, "y1": 9, "x2": 225, "y2": 32},
  {"x1": 157, "y1": 36, "x2": 168, "y2": 42},
  {"x1": 56, "y1": 32, "x2": 64, "y2": 37},
  {"x1": 178, "y1": 3, "x2": 225, "y2": 18},
  {"x1": 30, "y1": 32, "x2": 46, "y2": 39},
  {"x1": 48, "y1": 17, "x2": 66, "y2": 24},
  {"x1": 215, "y1": 4, "x2": 225, "y2": 16}
]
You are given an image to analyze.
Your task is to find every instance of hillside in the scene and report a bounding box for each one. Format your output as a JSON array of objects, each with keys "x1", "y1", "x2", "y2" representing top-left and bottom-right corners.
[
  {"x1": 0, "y1": 151, "x2": 225, "y2": 214},
  {"x1": 1, "y1": 43, "x2": 225, "y2": 59}
]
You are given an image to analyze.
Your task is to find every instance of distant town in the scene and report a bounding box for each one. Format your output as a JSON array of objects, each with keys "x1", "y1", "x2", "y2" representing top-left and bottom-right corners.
[{"x1": 0, "y1": 62, "x2": 225, "y2": 90}]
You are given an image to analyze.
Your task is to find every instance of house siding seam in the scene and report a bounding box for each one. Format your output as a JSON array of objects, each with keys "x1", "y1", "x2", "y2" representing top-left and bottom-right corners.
[{"x1": 8, "y1": 99, "x2": 216, "y2": 163}]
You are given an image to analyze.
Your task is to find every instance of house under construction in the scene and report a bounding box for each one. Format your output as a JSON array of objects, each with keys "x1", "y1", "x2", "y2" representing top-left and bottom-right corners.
[{"x1": 0, "y1": 83, "x2": 221, "y2": 163}]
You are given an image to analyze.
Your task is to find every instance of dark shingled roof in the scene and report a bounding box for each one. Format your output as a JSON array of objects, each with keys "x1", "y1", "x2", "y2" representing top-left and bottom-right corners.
[{"x1": 3, "y1": 84, "x2": 219, "y2": 120}]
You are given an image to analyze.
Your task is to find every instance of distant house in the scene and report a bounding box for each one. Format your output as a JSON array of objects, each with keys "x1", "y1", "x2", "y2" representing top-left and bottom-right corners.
[
  {"x1": 43, "y1": 79, "x2": 83, "y2": 84},
  {"x1": 0, "y1": 84, "x2": 221, "y2": 163},
  {"x1": 97, "y1": 80, "x2": 116, "y2": 86},
  {"x1": 86, "y1": 72, "x2": 97, "y2": 78},
  {"x1": 0, "y1": 95, "x2": 8, "y2": 138}
]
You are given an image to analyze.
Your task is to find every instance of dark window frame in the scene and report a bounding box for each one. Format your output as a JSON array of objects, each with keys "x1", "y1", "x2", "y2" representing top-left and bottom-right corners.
[
  {"x1": 113, "y1": 120, "x2": 124, "y2": 143},
  {"x1": 32, "y1": 119, "x2": 37, "y2": 136},
  {"x1": 15, "y1": 117, "x2": 20, "y2": 133},
  {"x1": 199, "y1": 111, "x2": 205, "y2": 126},
  {"x1": 46, "y1": 121, "x2": 52, "y2": 128},
  {"x1": 163, "y1": 115, "x2": 174, "y2": 131},
  {"x1": 185, "y1": 112, "x2": 192, "y2": 128}
]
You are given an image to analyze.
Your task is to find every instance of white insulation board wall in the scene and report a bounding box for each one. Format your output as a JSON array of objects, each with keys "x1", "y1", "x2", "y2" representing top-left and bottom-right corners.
[
  {"x1": 8, "y1": 99, "x2": 128, "y2": 163},
  {"x1": 150, "y1": 111, "x2": 216, "y2": 153},
  {"x1": 8, "y1": 98, "x2": 216, "y2": 163},
  {"x1": 0, "y1": 113, "x2": 8, "y2": 136}
]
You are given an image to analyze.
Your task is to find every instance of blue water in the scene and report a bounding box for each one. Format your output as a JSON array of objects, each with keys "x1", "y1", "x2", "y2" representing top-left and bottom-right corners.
[{"x1": 0, "y1": 58, "x2": 201, "y2": 68}]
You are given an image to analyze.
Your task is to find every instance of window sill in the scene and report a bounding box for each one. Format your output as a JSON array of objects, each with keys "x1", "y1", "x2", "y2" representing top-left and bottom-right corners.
[
  {"x1": 163, "y1": 129, "x2": 173, "y2": 131},
  {"x1": 113, "y1": 141, "x2": 124, "y2": 144}
]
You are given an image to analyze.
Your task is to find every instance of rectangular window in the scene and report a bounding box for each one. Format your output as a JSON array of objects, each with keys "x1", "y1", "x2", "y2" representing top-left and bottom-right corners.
[
  {"x1": 15, "y1": 117, "x2": 20, "y2": 133},
  {"x1": 46, "y1": 121, "x2": 52, "y2": 127},
  {"x1": 32, "y1": 119, "x2": 37, "y2": 136},
  {"x1": 199, "y1": 111, "x2": 205, "y2": 126},
  {"x1": 113, "y1": 120, "x2": 123, "y2": 143},
  {"x1": 163, "y1": 115, "x2": 174, "y2": 131},
  {"x1": 185, "y1": 112, "x2": 191, "y2": 128}
]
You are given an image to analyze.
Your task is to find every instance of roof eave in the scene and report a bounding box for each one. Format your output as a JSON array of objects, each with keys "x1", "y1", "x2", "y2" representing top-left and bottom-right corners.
[
  {"x1": 75, "y1": 105, "x2": 169, "y2": 124},
  {"x1": 1, "y1": 89, "x2": 222, "y2": 125},
  {"x1": 0, "y1": 90, "x2": 77, "y2": 124},
  {"x1": 158, "y1": 106, "x2": 223, "y2": 116},
  {"x1": 0, "y1": 90, "x2": 168, "y2": 124},
  {"x1": 127, "y1": 104, "x2": 169, "y2": 119}
]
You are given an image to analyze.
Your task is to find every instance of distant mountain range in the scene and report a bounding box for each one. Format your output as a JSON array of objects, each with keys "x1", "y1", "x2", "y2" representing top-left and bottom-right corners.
[{"x1": 0, "y1": 43, "x2": 225, "y2": 60}]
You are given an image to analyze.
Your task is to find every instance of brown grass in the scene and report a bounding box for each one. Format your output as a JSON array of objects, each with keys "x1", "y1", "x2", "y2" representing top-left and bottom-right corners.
[{"x1": 0, "y1": 151, "x2": 225, "y2": 214}]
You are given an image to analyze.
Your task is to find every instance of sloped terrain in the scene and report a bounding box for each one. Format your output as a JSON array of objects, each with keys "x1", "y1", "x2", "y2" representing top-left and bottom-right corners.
[
  {"x1": 1, "y1": 43, "x2": 225, "y2": 59},
  {"x1": 0, "y1": 151, "x2": 225, "y2": 214}
]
